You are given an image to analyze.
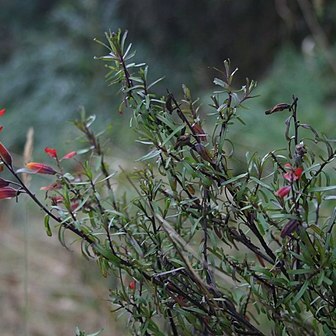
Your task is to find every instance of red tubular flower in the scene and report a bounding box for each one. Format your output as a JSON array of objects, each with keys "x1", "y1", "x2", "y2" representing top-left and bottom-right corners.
[
  {"x1": 175, "y1": 295, "x2": 188, "y2": 307},
  {"x1": 61, "y1": 151, "x2": 76, "y2": 160},
  {"x1": 0, "y1": 178, "x2": 10, "y2": 188},
  {"x1": 26, "y1": 162, "x2": 57, "y2": 175},
  {"x1": 192, "y1": 123, "x2": 207, "y2": 141},
  {"x1": 283, "y1": 164, "x2": 303, "y2": 182},
  {"x1": 0, "y1": 142, "x2": 13, "y2": 167},
  {"x1": 45, "y1": 147, "x2": 57, "y2": 158},
  {"x1": 294, "y1": 167, "x2": 303, "y2": 179},
  {"x1": 129, "y1": 280, "x2": 136, "y2": 290},
  {"x1": 51, "y1": 195, "x2": 63, "y2": 205},
  {"x1": 70, "y1": 200, "x2": 79, "y2": 211},
  {"x1": 275, "y1": 186, "x2": 291, "y2": 198},
  {"x1": 265, "y1": 103, "x2": 290, "y2": 115},
  {"x1": 280, "y1": 219, "x2": 300, "y2": 238},
  {"x1": 194, "y1": 143, "x2": 214, "y2": 163},
  {"x1": 0, "y1": 108, "x2": 6, "y2": 116},
  {"x1": 283, "y1": 171, "x2": 299, "y2": 182},
  {"x1": 0, "y1": 187, "x2": 20, "y2": 199}
]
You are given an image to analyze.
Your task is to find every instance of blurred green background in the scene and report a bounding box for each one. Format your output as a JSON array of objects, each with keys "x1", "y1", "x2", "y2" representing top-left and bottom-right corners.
[{"x1": 0, "y1": 0, "x2": 336, "y2": 335}]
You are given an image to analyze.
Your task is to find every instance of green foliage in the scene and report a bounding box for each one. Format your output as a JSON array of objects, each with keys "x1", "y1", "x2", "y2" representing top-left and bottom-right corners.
[
  {"x1": 75, "y1": 327, "x2": 103, "y2": 336},
  {"x1": 226, "y1": 45, "x2": 336, "y2": 159},
  {"x1": 1, "y1": 30, "x2": 336, "y2": 335}
]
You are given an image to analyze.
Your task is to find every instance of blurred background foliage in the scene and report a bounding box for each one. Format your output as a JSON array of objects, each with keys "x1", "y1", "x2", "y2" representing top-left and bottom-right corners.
[{"x1": 0, "y1": 0, "x2": 336, "y2": 334}]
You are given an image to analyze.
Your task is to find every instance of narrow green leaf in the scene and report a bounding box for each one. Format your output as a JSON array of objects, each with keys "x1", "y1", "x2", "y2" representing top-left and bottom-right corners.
[
  {"x1": 287, "y1": 268, "x2": 312, "y2": 276},
  {"x1": 250, "y1": 176, "x2": 273, "y2": 191},
  {"x1": 44, "y1": 215, "x2": 52, "y2": 237},
  {"x1": 137, "y1": 149, "x2": 161, "y2": 161},
  {"x1": 213, "y1": 77, "x2": 229, "y2": 89},
  {"x1": 220, "y1": 173, "x2": 248, "y2": 186},
  {"x1": 309, "y1": 185, "x2": 336, "y2": 192},
  {"x1": 300, "y1": 230, "x2": 317, "y2": 258},
  {"x1": 147, "y1": 76, "x2": 165, "y2": 90},
  {"x1": 292, "y1": 280, "x2": 309, "y2": 304},
  {"x1": 87, "y1": 330, "x2": 103, "y2": 336},
  {"x1": 161, "y1": 124, "x2": 186, "y2": 146}
]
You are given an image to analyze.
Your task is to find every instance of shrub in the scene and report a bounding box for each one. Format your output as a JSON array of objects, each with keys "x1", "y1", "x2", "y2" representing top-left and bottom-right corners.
[{"x1": 1, "y1": 31, "x2": 336, "y2": 335}]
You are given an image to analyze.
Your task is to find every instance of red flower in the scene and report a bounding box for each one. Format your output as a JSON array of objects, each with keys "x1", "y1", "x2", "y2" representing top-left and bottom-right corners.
[
  {"x1": 70, "y1": 200, "x2": 79, "y2": 211},
  {"x1": 0, "y1": 142, "x2": 13, "y2": 167},
  {"x1": 45, "y1": 147, "x2": 57, "y2": 158},
  {"x1": 26, "y1": 162, "x2": 57, "y2": 175},
  {"x1": 194, "y1": 143, "x2": 214, "y2": 163},
  {"x1": 294, "y1": 167, "x2": 303, "y2": 179},
  {"x1": 0, "y1": 108, "x2": 6, "y2": 116},
  {"x1": 51, "y1": 195, "x2": 63, "y2": 205},
  {"x1": 61, "y1": 151, "x2": 76, "y2": 160},
  {"x1": 275, "y1": 186, "x2": 291, "y2": 198},
  {"x1": 283, "y1": 164, "x2": 303, "y2": 182},
  {"x1": 0, "y1": 187, "x2": 20, "y2": 199},
  {"x1": 265, "y1": 103, "x2": 290, "y2": 115},
  {"x1": 280, "y1": 219, "x2": 300, "y2": 238},
  {"x1": 192, "y1": 123, "x2": 207, "y2": 141},
  {"x1": 0, "y1": 178, "x2": 10, "y2": 188},
  {"x1": 175, "y1": 295, "x2": 187, "y2": 307},
  {"x1": 129, "y1": 280, "x2": 136, "y2": 290}
]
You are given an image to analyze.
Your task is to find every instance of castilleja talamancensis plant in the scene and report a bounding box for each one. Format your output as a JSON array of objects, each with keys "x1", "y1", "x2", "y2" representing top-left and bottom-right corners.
[{"x1": 1, "y1": 30, "x2": 336, "y2": 335}]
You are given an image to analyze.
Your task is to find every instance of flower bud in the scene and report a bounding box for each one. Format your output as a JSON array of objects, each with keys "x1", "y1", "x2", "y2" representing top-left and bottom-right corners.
[
  {"x1": 275, "y1": 186, "x2": 291, "y2": 198},
  {"x1": 45, "y1": 147, "x2": 57, "y2": 158},
  {"x1": 0, "y1": 186, "x2": 22, "y2": 199},
  {"x1": 0, "y1": 142, "x2": 13, "y2": 167},
  {"x1": 26, "y1": 162, "x2": 57, "y2": 175},
  {"x1": 280, "y1": 219, "x2": 299, "y2": 238}
]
